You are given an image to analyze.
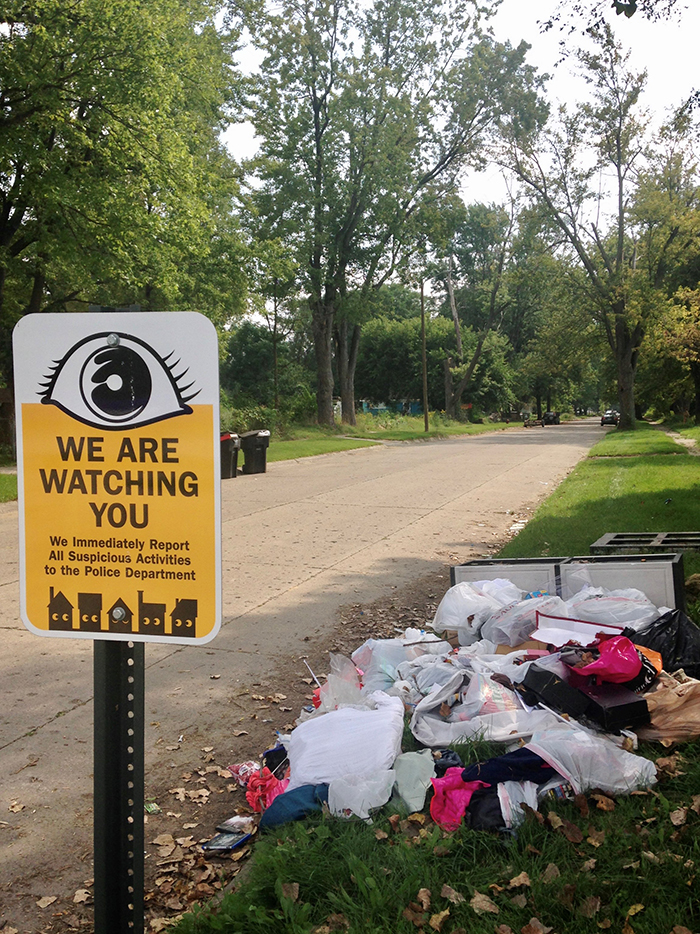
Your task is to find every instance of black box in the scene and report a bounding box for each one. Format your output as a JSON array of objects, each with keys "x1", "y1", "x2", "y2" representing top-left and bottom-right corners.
[
  {"x1": 521, "y1": 662, "x2": 590, "y2": 719},
  {"x1": 578, "y1": 683, "x2": 650, "y2": 731}
]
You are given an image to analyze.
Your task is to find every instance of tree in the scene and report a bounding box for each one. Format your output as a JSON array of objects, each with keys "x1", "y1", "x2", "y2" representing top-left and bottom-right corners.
[
  {"x1": 502, "y1": 27, "x2": 661, "y2": 429},
  {"x1": 246, "y1": 0, "x2": 542, "y2": 425},
  {"x1": 0, "y1": 0, "x2": 242, "y2": 382}
]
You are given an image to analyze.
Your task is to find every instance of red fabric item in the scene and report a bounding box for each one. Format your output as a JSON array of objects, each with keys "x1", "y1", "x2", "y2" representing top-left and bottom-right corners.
[
  {"x1": 245, "y1": 767, "x2": 290, "y2": 812},
  {"x1": 429, "y1": 768, "x2": 489, "y2": 831}
]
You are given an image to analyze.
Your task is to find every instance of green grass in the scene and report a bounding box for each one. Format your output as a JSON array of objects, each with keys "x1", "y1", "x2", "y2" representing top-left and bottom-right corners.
[
  {"x1": 590, "y1": 422, "x2": 688, "y2": 457},
  {"x1": 174, "y1": 741, "x2": 700, "y2": 934},
  {"x1": 267, "y1": 437, "x2": 379, "y2": 462},
  {"x1": 0, "y1": 473, "x2": 17, "y2": 503}
]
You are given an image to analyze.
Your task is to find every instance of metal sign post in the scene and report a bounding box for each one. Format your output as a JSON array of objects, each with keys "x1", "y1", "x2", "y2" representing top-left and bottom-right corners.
[
  {"x1": 94, "y1": 641, "x2": 145, "y2": 933},
  {"x1": 13, "y1": 312, "x2": 221, "y2": 933}
]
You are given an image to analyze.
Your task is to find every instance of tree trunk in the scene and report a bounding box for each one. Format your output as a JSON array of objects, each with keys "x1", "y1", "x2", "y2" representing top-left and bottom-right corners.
[
  {"x1": 691, "y1": 361, "x2": 700, "y2": 427},
  {"x1": 446, "y1": 256, "x2": 463, "y2": 361},
  {"x1": 25, "y1": 269, "x2": 45, "y2": 315},
  {"x1": 335, "y1": 318, "x2": 361, "y2": 426},
  {"x1": 311, "y1": 300, "x2": 335, "y2": 426},
  {"x1": 615, "y1": 325, "x2": 639, "y2": 430},
  {"x1": 443, "y1": 357, "x2": 456, "y2": 418}
]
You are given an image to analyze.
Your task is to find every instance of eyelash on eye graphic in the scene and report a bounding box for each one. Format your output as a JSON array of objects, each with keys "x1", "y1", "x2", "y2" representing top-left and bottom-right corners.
[{"x1": 39, "y1": 332, "x2": 200, "y2": 430}]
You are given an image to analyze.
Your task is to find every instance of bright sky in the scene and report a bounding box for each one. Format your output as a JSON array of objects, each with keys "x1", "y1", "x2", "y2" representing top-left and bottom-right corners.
[{"x1": 223, "y1": 0, "x2": 698, "y2": 204}]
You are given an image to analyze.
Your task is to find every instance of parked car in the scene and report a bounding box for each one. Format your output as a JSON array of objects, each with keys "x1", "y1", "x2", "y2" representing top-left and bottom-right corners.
[
  {"x1": 542, "y1": 411, "x2": 560, "y2": 425},
  {"x1": 601, "y1": 409, "x2": 619, "y2": 426}
]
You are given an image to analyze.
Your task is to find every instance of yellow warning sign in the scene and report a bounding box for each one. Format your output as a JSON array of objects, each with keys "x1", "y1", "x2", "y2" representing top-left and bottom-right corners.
[{"x1": 13, "y1": 313, "x2": 221, "y2": 644}]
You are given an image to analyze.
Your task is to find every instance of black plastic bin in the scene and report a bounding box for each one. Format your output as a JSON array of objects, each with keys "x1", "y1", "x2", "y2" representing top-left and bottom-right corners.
[
  {"x1": 220, "y1": 432, "x2": 240, "y2": 479},
  {"x1": 240, "y1": 429, "x2": 270, "y2": 474}
]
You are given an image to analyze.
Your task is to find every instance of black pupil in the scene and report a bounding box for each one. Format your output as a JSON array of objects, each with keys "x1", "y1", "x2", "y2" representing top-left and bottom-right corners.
[{"x1": 91, "y1": 347, "x2": 152, "y2": 416}]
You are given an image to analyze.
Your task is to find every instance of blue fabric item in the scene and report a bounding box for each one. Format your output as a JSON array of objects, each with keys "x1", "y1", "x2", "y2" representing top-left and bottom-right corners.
[
  {"x1": 433, "y1": 748, "x2": 464, "y2": 777},
  {"x1": 259, "y1": 783, "x2": 329, "y2": 829},
  {"x1": 461, "y1": 747, "x2": 557, "y2": 785}
]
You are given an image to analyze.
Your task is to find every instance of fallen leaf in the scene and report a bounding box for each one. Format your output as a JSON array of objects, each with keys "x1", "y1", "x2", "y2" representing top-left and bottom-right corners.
[
  {"x1": 669, "y1": 808, "x2": 688, "y2": 826},
  {"x1": 470, "y1": 891, "x2": 499, "y2": 915},
  {"x1": 621, "y1": 921, "x2": 635, "y2": 934},
  {"x1": 582, "y1": 858, "x2": 597, "y2": 872},
  {"x1": 489, "y1": 883, "x2": 505, "y2": 893},
  {"x1": 541, "y1": 863, "x2": 560, "y2": 884},
  {"x1": 526, "y1": 845, "x2": 541, "y2": 856},
  {"x1": 522, "y1": 804, "x2": 544, "y2": 824},
  {"x1": 560, "y1": 818, "x2": 584, "y2": 843},
  {"x1": 592, "y1": 794, "x2": 615, "y2": 812},
  {"x1": 642, "y1": 850, "x2": 661, "y2": 865},
  {"x1": 511, "y1": 894, "x2": 528, "y2": 908},
  {"x1": 417, "y1": 888, "x2": 431, "y2": 910},
  {"x1": 8, "y1": 801, "x2": 24, "y2": 813},
  {"x1": 690, "y1": 795, "x2": 700, "y2": 815},
  {"x1": 508, "y1": 872, "x2": 531, "y2": 889},
  {"x1": 440, "y1": 884, "x2": 464, "y2": 904},
  {"x1": 597, "y1": 920, "x2": 612, "y2": 929},
  {"x1": 587, "y1": 828, "x2": 606, "y2": 848},
  {"x1": 574, "y1": 793, "x2": 590, "y2": 817},
  {"x1": 558, "y1": 884, "x2": 576, "y2": 908},
  {"x1": 622, "y1": 861, "x2": 640, "y2": 870},
  {"x1": 495, "y1": 926, "x2": 514, "y2": 934},
  {"x1": 429, "y1": 908, "x2": 450, "y2": 931},
  {"x1": 521, "y1": 919, "x2": 553, "y2": 934},
  {"x1": 655, "y1": 755, "x2": 684, "y2": 778},
  {"x1": 374, "y1": 829, "x2": 388, "y2": 841},
  {"x1": 281, "y1": 882, "x2": 299, "y2": 902},
  {"x1": 409, "y1": 813, "x2": 427, "y2": 825},
  {"x1": 546, "y1": 811, "x2": 563, "y2": 830},
  {"x1": 182, "y1": 822, "x2": 199, "y2": 830},
  {"x1": 671, "y1": 927, "x2": 694, "y2": 934},
  {"x1": 578, "y1": 895, "x2": 601, "y2": 917},
  {"x1": 402, "y1": 906, "x2": 425, "y2": 927},
  {"x1": 232, "y1": 730, "x2": 249, "y2": 737},
  {"x1": 152, "y1": 833, "x2": 175, "y2": 846},
  {"x1": 36, "y1": 896, "x2": 57, "y2": 909},
  {"x1": 388, "y1": 814, "x2": 400, "y2": 832},
  {"x1": 168, "y1": 787, "x2": 186, "y2": 802},
  {"x1": 73, "y1": 889, "x2": 91, "y2": 904},
  {"x1": 626, "y1": 904, "x2": 644, "y2": 918},
  {"x1": 1, "y1": 927, "x2": 18, "y2": 934}
]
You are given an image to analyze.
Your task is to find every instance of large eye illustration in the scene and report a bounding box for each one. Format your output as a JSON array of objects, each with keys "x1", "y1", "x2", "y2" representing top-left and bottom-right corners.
[{"x1": 39, "y1": 332, "x2": 199, "y2": 429}]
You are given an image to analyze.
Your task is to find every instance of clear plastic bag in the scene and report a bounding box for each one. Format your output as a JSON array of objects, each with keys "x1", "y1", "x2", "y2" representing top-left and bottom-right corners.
[
  {"x1": 328, "y1": 770, "x2": 396, "y2": 821},
  {"x1": 497, "y1": 780, "x2": 539, "y2": 828},
  {"x1": 316, "y1": 653, "x2": 364, "y2": 711},
  {"x1": 448, "y1": 672, "x2": 521, "y2": 721},
  {"x1": 565, "y1": 586, "x2": 660, "y2": 630},
  {"x1": 353, "y1": 633, "x2": 451, "y2": 693},
  {"x1": 481, "y1": 595, "x2": 568, "y2": 646},
  {"x1": 431, "y1": 579, "x2": 523, "y2": 644},
  {"x1": 526, "y1": 726, "x2": 657, "y2": 795}
]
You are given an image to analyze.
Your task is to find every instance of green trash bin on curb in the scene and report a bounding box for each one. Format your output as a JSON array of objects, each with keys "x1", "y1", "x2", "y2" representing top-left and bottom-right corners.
[
  {"x1": 220, "y1": 432, "x2": 240, "y2": 478},
  {"x1": 240, "y1": 429, "x2": 270, "y2": 474}
]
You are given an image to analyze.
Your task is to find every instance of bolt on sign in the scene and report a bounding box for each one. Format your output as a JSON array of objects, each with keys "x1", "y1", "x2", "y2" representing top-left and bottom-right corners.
[{"x1": 13, "y1": 312, "x2": 221, "y2": 644}]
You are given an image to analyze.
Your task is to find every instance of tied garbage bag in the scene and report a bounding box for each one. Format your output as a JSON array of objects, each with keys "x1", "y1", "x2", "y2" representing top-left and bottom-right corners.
[
  {"x1": 287, "y1": 693, "x2": 404, "y2": 790},
  {"x1": 625, "y1": 609, "x2": 700, "y2": 680},
  {"x1": 431, "y1": 579, "x2": 522, "y2": 645},
  {"x1": 328, "y1": 770, "x2": 396, "y2": 821},
  {"x1": 565, "y1": 586, "x2": 660, "y2": 631},
  {"x1": 481, "y1": 595, "x2": 567, "y2": 647},
  {"x1": 525, "y1": 726, "x2": 657, "y2": 796},
  {"x1": 353, "y1": 631, "x2": 450, "y2": 694},
  {"x1": 392, "y1": 750, "x2": 436, "y2": 812}
]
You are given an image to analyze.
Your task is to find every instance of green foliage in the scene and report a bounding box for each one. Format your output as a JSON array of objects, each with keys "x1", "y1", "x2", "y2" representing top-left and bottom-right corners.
[
  {"x1": 0, "y1": 474, "x2": 17, "y2": 503},
  {"x1": 0, "y1": 0, "x2": 244, "y2": 380}
]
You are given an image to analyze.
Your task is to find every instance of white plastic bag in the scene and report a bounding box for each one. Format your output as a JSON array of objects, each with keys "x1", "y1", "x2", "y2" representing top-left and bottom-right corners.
[
  {"x1": 316, "y1": 653, "x2": 364, "y2": 712},
  {"x1": 497, "y1": 781, "x2": 539, "y2": 828},
  {"x1": 481, "y1": 595, "x2": 568, "y2": 646},
  {"x1": 431, "y1": 579, "x2": 522, "y2": 644},
  {"x1": 565, "y1": 586, "x2": 660, "y2": 630},
  {"x1": 353, "y1": 633, "x2": 451, "y2": 693},
  {"x1": 328, "y1": 770, "x2": 396, "y2": 820},
  {"x1": 287, "y1": 692, "x2": 404, "y2": 790},
  {"x1": 410, "y1": 671, "x2": 561, "y2": 746},
  {"x1": 526, "y1": 726, "x2": 657, "y2": 795},
  {"x1": 448, "y1": 671, "x2": 522, "y2": 721}
]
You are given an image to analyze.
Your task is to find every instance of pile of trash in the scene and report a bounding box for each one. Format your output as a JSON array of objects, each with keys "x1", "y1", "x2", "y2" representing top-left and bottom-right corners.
[{"x1": 214, "y1": 577, "x2": 700, "y2": 848}]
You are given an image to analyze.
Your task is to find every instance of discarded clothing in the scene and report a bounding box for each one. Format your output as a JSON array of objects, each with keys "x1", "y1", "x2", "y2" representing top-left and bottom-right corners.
[
  {"x1": 259, "y1": 783, "x2": 329, "y2": 829},
  {"x1": 245, "y1": 767, "x2": 289, "y2": 812},
  {"x1": 432, "y1": 748, "x2": 464, "y2": 777},
  {"x1": 461, "y1": 747, "x2": 557, "y2": 786},
  {"x1": 429, "y1": 768, "x2": 489, "y2": 831}
]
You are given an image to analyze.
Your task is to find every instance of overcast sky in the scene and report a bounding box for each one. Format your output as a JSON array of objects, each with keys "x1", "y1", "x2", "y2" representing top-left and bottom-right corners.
[{"x1": 224, "y1": 0, "x2": 697, "y2": 203}]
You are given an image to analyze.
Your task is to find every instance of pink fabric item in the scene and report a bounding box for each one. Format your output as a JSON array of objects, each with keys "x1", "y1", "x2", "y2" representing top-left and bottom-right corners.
[
  {"x1": 429, "y1": 768, "x2": 489, "y2": 831},
  {"x1": 245, "y1": 767, "x2": 290, "y2": 812}
]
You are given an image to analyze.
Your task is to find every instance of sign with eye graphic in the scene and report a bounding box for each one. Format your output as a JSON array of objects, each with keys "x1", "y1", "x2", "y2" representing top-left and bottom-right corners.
[{"x1": 13, "y1": 312, "x2": 221, "y2": 644}]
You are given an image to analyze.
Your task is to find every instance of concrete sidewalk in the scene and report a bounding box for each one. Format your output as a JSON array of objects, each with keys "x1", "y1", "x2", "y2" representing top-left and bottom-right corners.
[{"x1": 0, "y1": 421, "x2": 600, "y2": 924}]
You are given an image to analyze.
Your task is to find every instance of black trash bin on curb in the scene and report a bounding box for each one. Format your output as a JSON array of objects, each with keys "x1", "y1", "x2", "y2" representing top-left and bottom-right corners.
[
  {"x1": 220, "y1": 432, "x2": 240, "y2": 479},
  {"x1": 240, "y1": 429, "x2": 270, "y2": 474}
]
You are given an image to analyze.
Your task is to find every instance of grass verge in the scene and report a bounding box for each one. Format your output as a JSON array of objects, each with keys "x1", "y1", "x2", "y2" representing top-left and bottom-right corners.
[
  {"x1": 267, "y1": 437, "x2": 379, "y2": 462},
  {"x1": 590, "y1": 423, "x2": 688, "y2": 457},
  {"x1": 0, "y1": 473, "x2": 17, "y2": 503}
]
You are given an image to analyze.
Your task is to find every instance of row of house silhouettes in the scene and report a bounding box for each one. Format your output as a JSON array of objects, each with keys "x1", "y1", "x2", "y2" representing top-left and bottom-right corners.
[{"x1": 48, "y1": 587, "x2": 197, "y2": 637}]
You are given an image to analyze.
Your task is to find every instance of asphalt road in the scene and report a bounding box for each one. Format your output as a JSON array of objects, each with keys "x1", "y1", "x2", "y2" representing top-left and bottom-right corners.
[{"x1": 0, "y1": 419, "x2": 601, "y2": 923}]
